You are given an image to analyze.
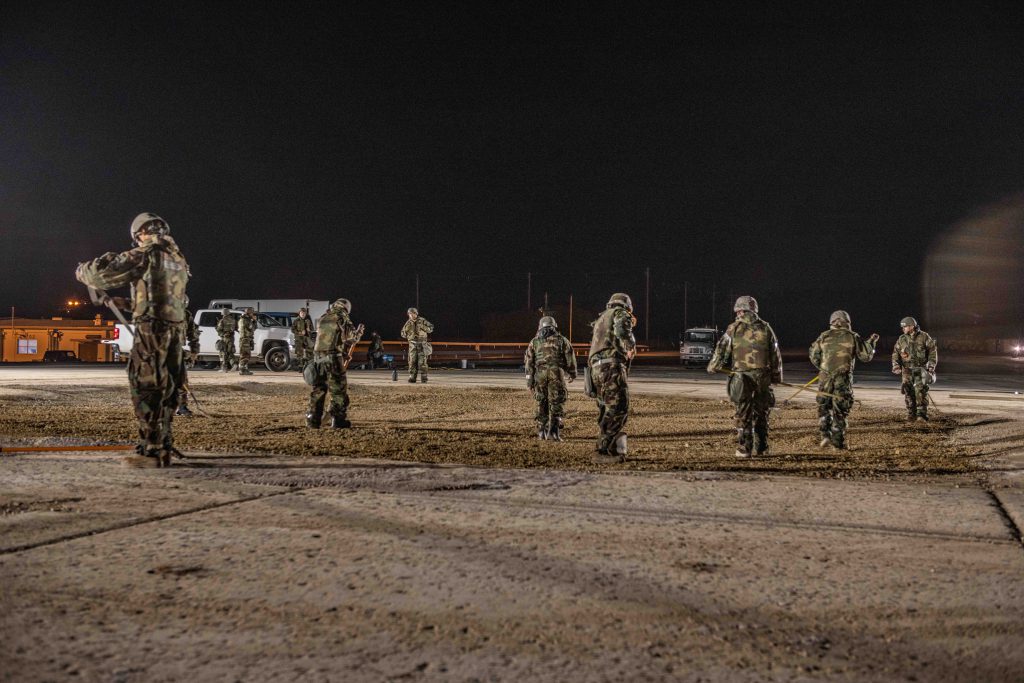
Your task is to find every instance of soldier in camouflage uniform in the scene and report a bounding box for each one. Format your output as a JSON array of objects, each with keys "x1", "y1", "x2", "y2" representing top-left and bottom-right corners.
[
  {"x1": 809, "y1": 311, "x2": 879, "y2": 449},
  {"x1": 401, "y1": 307, "x2": 434, "y2": 383},
  {"x1": 307, "y1": 298, "x2": 364, "y2": 428},
  {"x1": 176, "y1": 309, "x2": 201, "y2": 417},
  {"x1": 75, "y1": 212, "x2": 189, "y2": 468},
  {"x1": 215, "y1": 307, "x2": 237, "y2": 372},
  {"x1": 291, "y1": 307, "x2": 314, "y2": 371},
  {"x1": 891, "y1": 316, "x2": 938, "y2": 421},
  {"x1": 588, "y1": 293, "x2": 636, "y2": 463},
  {"x1": 525, "y1": 316, "x2": 577, "y2": 441},
  {"x1": 707, "y1": 296, "x2": 783, "y2": 458},
  {"x1": 237, "y1": 307, "x2": 257, "y2": 375}
]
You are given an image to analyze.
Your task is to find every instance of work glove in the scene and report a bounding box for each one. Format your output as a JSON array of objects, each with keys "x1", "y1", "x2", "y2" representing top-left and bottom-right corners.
[
  {"x1": 925, "y1": 362, "x2": 936, "y2": 373},
  {"x1": 891, "y1": 365, "x2": 902, "y2": 375}
]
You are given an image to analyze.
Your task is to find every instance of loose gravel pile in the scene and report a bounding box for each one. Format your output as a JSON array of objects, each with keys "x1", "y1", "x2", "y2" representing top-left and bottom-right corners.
[{"x1": 0, "y1": 381, "x2": 981, "y2": 476}]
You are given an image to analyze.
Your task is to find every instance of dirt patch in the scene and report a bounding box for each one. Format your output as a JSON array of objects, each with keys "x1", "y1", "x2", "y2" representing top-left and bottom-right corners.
[{"x1": 0, "y1": 380, "x2": 988, "y2": 477}]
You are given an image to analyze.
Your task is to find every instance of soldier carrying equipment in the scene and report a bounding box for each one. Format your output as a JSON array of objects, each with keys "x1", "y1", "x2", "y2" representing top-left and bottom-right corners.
[
  {"x1": 307, "y1": 298, "x2": 364, "y2": 429},
  {"x1": 707, "y1": 296, "x2": 783, "y2": 458},
  {"x1": 809, "y1": 310, "x2": 878, "y2": 449},
  {"x1": 588, "y1": 293, "x2": 636, "y2": 463},
  {"x1": 891, "y1": 316, "x2": 938, "y2": 421},
  {"x1": 525, "y1": 316, "x2": 577, "y2": 441},
  {"x1": 401, "y1": 307, "x2": 434, "y2": 383},
  {"x1": 75, "y1": 212, "x2": 189, "y2": 468}
]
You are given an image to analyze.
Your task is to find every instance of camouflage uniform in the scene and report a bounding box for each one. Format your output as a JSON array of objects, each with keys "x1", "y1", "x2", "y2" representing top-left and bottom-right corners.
[
  {"x1": 291, "y1": 311, "x2": 315, "y2": 370},
  {"x1": 809, "y1": 313, "x2": 876, "y2": 449},
  {"x1": 401, "y1": 311, "x2": 434, "y2": 382},
  {"x1": 308, "y1": 299, "x2": 363, "y2": 428},
  {"x1": 367, "y1": 332, "x2": 384, "y2": 369},
  {"x1": 216, "y1": 310, "x2": 237, "y2": 371},
  {"x1": 75, "y1": 214, "x2": 189, "y2": 466},
  {"x1": 177, "y1": 312, "x2": 200, "y2": 416},
  {"x1": 588, "y1": 294, "x2": 636, "y2": 458},
  {"x1": 525, "y1": 318, "x2": 577, "y2": 440},
  {"x1": 237, "y1": 309, "x2": 257, "y2": 375},
  {"x1": 891, "y1": 323, "x2": 938, "y2": 421},
  {"x1": 707, "y1": 298, "x2": 782, "y2": 457}
]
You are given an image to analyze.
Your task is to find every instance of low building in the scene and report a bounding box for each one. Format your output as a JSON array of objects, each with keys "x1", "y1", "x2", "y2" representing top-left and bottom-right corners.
[{"x1": 0, "y1": 316, "x2": 117, "y2": 362}]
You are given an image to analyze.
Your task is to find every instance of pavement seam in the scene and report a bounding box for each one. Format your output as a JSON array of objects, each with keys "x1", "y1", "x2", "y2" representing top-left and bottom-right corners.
[
  {"x1": 400, "y1": 489, "x2": 1018, "y2": 545},
  {"x1": 0, "y1": 488, "x2": 300, "y2": 556},
  {"x1": 984, "y1": 489, "x2": 1024, "y2": 551}
]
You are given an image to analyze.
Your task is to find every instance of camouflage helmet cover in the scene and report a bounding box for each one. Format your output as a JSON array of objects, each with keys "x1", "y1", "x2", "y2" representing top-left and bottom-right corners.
[
  {"x1": 734, "y1": 296, "x2": 759, "y2": 314},
  {"x1": 407, "y1": 307, "x2": 418, "y2": 315},
  {"x1": 829, "y1": 310, "x2": 851, "y2": 326},
  {"x1": 538, "y1": 315, "x2": 557, "y2": 329},
  {"x1": 607, "y1": 293, "x2": 633, "y2": 311},
  {"x1": 332, "y1": 298, "x2": 352, "y2": 313},
  {"x1": 130, "y1": 212, "x2": 169, "y2": 242},
  {"x1": 245, "y1": 307, "x2": 255, "y2": 315},
  {"x1": 900, "y1": 316, "x2": 918, "y2": 328}
]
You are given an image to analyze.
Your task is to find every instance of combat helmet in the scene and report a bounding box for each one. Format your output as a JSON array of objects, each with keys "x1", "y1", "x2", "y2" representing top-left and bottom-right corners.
[
  {"x1": 331, "y1": 298, "x2": 352, "y2": 313},
  {"x1": 830, "y1": 310, "x2": 851, "y2": 326},
  {"x1": 900, "y1": 316, "x2": 918, "y2": 329},
  {"x1": 538, "y1": 316, "x2": 557, "y2": 330},
  {"x1": 407, "y1": 307, "x2": 418, "y2": 315},
  {"x1": 130, "y1": 212, "x2": 169, "y2": 244},
  {"x1": 733, "y1": 296, "x2": 758, "y2": 314},
  {"x1": 607, "y1": 293, "x2": 633, "y2": 311}
]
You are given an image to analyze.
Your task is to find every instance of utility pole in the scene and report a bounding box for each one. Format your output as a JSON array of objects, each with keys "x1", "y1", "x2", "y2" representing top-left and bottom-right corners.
[
  {"x1": 415, "y1": 273, "x2": 420, "y2": 310},
  {"x1": 543, "y1": 291, "x2": 548, "y2": 313},
  {"x1": 568, "y1": 294, "x2": 573, "y2": 344},
  {"x1": 683, "y1": 281, "x2": 688, "y2": 331},
  {"x1": 527, "y1": 272, "x2": 531, "y2": 310},
  {"x1": 711, "y1": 283, "x2": 717, "y2": 329},
  {"x1": 644, "y1": 267, "x2": 651, "y2": 344}
]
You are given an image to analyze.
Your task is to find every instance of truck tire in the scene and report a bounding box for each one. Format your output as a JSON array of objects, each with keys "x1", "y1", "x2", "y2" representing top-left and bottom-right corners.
[{"x1": 264, "y1": 345, "x2": 290, "y2": 372}]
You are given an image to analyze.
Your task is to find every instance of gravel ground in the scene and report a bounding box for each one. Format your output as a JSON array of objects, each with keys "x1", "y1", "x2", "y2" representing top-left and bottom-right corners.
[{"x1": 0, "y1": 380, "x2": 982, "y2": 477}]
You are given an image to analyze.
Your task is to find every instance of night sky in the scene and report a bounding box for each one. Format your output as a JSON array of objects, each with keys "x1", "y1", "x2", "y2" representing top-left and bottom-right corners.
[{"x1": 3, "y1": 4, "x2": 1023, "y2": 343}]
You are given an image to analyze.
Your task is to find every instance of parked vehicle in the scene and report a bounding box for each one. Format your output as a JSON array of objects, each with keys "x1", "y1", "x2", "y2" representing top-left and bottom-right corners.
[
  {"x1": 42, "y1": 350, "x2": 82, "y2": 363},
  {"x1": 679, "y1": 327, "x2": 719, "y2": 366},
  {"x1": 207, "y1": 299, "x2": 329, "y2": 328},
  {"x1": 103, "y1": 310, "x2": 295, "y2": 372}
]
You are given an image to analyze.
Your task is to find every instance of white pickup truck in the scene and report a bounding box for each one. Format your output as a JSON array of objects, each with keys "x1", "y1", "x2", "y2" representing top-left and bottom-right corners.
[{"x1": 103, "y1": 309, "x2": 295, "y2": 371}]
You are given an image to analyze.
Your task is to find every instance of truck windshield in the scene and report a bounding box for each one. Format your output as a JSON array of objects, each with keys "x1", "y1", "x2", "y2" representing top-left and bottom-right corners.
[
  {"x1": 257, "y1": 314, "x2": 286, "y2": 327},
  {"x1": 685, "y1": 331, "x2": 715, "y2": 343}
]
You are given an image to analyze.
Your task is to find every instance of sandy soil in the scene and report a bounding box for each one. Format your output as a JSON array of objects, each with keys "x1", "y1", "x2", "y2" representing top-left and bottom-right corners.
[{"x1": 0, "y1": 380, "x2": 984, "y2": 477}]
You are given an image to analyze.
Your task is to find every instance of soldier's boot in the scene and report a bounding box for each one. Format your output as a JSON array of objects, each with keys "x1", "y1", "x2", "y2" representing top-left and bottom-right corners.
[
  {"x1": 547, "y1": 419, "x2": 562, "y2": 442},
  {"x1": 818, "y1": 416, "x2": 831, "y2": 448},
  {"x1": 592, "y1": 441, "x2": 625, "y2": 464},
  {"x1": 537, "y1": 424, "x2": 547, "y2": 440},
  {"x1": 917, "y1": 409, "x2": 929, "y2": 422},
  {"x1": 176, "y1": 404, "x2": 193, "y2": 417},
  {"x1": 306, "y1": 413, "x2": 321, "y2": 429},
  {"x1": 392, "y1": 368, "x2": 399, "y2": 381},
  {"x1": 220, "y1": 363, "x2": 230, "y2": 373},
  {"x1": 420, "y1": 374, "x2": 428, "y2": 383},
  {"x1": 124, "y1": 445, "x2": 162, "y2": 468},
  {"x1": 330, "y1": 415, "x2": 352, "y2": 429},
  {"x1": 753, "y1": 433, "x2": 769, "y2": 457},
  {"x1": 735, "y1": 428, "x2": 753, "y2": 458},
  {"x1": 906, "y1": 411, "x2": 918, "y2": 422},
  {"x1": 408, "y1": 374, "x2": 417, "y2": 383}
]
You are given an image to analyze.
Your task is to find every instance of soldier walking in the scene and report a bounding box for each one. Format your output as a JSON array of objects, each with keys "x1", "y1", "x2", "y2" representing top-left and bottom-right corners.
[
  {"x1": 216, "y1": 307, "x2": 236, "y2": 372},
  {"x1": 525, "y1": 316, "x2": 577, "y2": 441},
  {"x1": 891, "y1": 316, "x2": 938, "y2": 421},
  {"x1": 707, "y1": 296, "x2": 783, "y2": 458},
  {"x1": 176, "y1": 308, "x2": 200, "y2": 417},
  {"x1": 307, "y1": 298, "x2": 364, "y2": 429},
  {"x1": 809, "y1": 311, "x2": 878, "y2": 449},
  {"x1": 291, "y1": 307, "x2": 314, "y2": 370},
  {"x1": 237, "y1": 307, "x2": 257, "y2": 375},
  {"x1": 75, "y1": 212, "x2": 189, "y2": 468},
  {"x1": 588, "y1": 293, "x2": 636, "y2": 463},
  {"x1": 401, "y1": 307, "x2": 434, "y2": 383}
]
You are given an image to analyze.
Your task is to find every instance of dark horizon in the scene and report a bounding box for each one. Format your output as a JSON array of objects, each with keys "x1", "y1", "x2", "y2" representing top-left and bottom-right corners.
[{"x1": 3, "y1": 4, "x2": 1023, "y2": 344}]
